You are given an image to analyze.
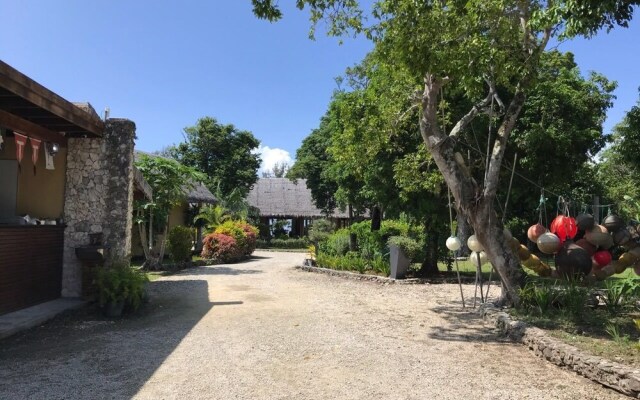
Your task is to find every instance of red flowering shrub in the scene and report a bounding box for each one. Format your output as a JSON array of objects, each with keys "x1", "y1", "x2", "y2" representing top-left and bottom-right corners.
[
  {"x1": 201, "y1": 233, "x2": 243, "y2": 263},
  {"x1": 239, "y1": 222, "x2": 258, "y2": 255}
]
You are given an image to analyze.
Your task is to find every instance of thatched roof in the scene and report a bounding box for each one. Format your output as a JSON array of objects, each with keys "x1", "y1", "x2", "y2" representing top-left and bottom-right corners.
[
  {"x1": 134, "y1": 151, "x2": 216, "y2": 204},
  {"x1": 246, "y1": 178, "x2": 349, "y2": 218},
  {"x1": 133, "y1": 166, "x2": 153, "y2": 200}
]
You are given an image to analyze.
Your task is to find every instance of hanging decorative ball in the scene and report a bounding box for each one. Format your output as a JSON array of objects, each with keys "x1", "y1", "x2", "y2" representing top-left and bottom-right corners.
[
  {"x1": 635, "y1": 263, "x2": 640, "y2": 276},
  {"x1": 527, "y1": 224, "x2": 547, "y2": 243},
  {"x1": 503, "y1": 228, "x2": 513, "y2": 242},
  {"x1": 550, "y1": 215, "x2": 578, "y2": 243},
  {"x1": 555, "y1": 242, "x2": 592, "y2": 277},
  {"x1": 517, "y1": 244, "x2": 531, "y2": 261},
  {"x1": 600, "y1": 233, "x2": 615, "y2": 250},
  {"x1": 446, "y1": 236, "x2": 462, "y2": 251},
  {"x1": 537, "y1": 232, "x2": 561, "y2": 254},
  {"x1": 593, "y1": 250, "x2": 612, "y2": 267},
  {"x1": 614, "y1": 261, "x2": 628, "y2": 274},
  {"x1": 470, "y1": 251, "x2": 488, "y2": 267},
  {"x1": 603, "y1": 214, "x2": 625, "y2": 233},
  {"x1": 510, "y1": 237, "x2": 521, "y2": 252},
  {"x1": 619, "y1": 252, "x2": 639, "y2": 266},
  {"x1": 629, "y1": 246, "x2": 640, "y2": 258},
  {"x1": 585, "y1": 225, "x2": 611, "y2": 247},
  {"x1": 575, "y1": 238, "x2": 596, "y2": 256},
  {"x1": 612, "y1": 229, "x2": 631, "y2": 246},
  {"x1": 576, "y1": 213, "x2": 595, "y2": 231},
  {"x1": 467, "y1": 235, "x2": 484, "y2": 252}
]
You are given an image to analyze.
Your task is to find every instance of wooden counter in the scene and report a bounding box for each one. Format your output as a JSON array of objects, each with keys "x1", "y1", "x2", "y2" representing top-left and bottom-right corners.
[{"x1": 0, "y1": 225, "x2": 65, "y2": 315}]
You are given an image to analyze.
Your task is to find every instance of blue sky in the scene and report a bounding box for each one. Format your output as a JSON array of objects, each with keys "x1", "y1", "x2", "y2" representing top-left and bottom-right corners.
[{"x1": 1, "y1": 2, "x2": 638, "y2": 171}]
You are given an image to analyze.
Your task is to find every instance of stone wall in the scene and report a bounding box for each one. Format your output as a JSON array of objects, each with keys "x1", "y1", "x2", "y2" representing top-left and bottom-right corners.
[
  {"x1": 102, "y1": 119, "x2": 136, "y2": 265},
  {"x1": 61, "y1": 119, "x2": 136, "y2": 297}
]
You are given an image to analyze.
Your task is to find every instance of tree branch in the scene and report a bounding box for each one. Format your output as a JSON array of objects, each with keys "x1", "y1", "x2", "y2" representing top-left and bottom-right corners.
[{"x1": 449, "y1": 88, "x2": 494, "y2": 138}]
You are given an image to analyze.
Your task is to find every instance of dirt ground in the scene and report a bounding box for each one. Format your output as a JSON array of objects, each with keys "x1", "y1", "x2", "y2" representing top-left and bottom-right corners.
[{"x1": 0, "y1": 251, "x2": 628, "y2": 399}]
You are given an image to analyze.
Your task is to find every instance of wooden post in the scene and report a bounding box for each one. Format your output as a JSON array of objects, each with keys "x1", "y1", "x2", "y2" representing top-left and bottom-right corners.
[{"x1": 593, "y1": 196, "x2": 600, "y2": 224}]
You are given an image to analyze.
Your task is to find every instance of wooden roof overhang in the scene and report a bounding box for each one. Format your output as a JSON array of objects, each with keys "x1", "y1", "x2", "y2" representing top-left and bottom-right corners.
[{"x1": 0, "y1": 60, "x2": 105, "y2": 145}]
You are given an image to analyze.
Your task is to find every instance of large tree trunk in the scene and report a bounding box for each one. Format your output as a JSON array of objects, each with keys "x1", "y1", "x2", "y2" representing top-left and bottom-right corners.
[
  {"x1": 419, "y1": 73, "x2": 529, "y2": 305},
  {"x1": 455, "y1": 213, "x2": 471, "y2": 257},
  {"x1": 371, "y1": 205, "x2": 381, "y2": 231},
  {"x1": 420, "y1": 223, "x2": 440, "y2": 276}
]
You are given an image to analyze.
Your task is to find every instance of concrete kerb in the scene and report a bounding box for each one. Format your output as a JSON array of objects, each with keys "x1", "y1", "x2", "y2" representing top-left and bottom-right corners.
[
  {"x1": 296, "y1": 264, "x2": 497, "y2": 285},
  {"x1": 480, "y1": 303, "x2": 640, "y2": 398},
  {"x1": 0, "y1": 298, "x2": 86, "y2": 340}
]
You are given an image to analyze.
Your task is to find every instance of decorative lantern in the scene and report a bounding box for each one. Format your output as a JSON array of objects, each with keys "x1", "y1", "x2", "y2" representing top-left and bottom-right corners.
[
  {"x1": 575, "y1": 238, "x2": 596, "y2": 256},
  {"x1": 517, "y1": 244, "x2": 531, "y2": 261},
  {"x1": 470, "y1": 251, "x2": 488, "y2": 267},
  {"x1": 593, "y1": 250, "x2": 612, "y2": 268},
  {"x1": 527, "y1": 224, "x2": 546, "y2": 243},
  {"x1": 585, "y1": 225, "x2": 611, "y2": 247},
  {"x1": 510, "y1": 237, "x2": 521, "y2": 252},
  {"x1": 603, "y1": 214, "x2": 625, "y2": 233},
  {"x1": 555, "y1": 242, "x2": 592, "y2": 277},
  {"x1": 467, "y1": 235, "x2": 483, "y2": 252},
  {"x1": 550, "y1": 215, "x2": 577, "y2": 243},
  {"x1": 537, "y1": 232, "x2": 561, "y2": 254},
  {"x1": 446, "y1": 236, "x2": 462, "y2": 251},
  {"x1": 612, "y1": 229, "x2": 631, "y2": 246},
  {"x1": 576, "y1": 213, "x2": 595, "y2": 231}
]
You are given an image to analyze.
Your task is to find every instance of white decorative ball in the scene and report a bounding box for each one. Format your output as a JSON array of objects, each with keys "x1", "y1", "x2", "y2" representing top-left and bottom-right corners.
[
  {"x1": 470, "y1": 251, "x2": 488, "y2": 267},
  {"x1": 446, "y1": 236, "x2": 462, "y2": 251},
  {"x1": 467, "y1": 235, "x2": 484, "y2": 252}
]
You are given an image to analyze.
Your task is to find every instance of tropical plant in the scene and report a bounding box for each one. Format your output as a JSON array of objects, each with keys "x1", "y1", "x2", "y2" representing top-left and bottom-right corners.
[
  {"x1": 135, "y1": 154, "x2": 205, "y2": 269},
  {"x1": 94, "y1": 265, "x2": 148, "y2": 313},
  {"x1": 167, "y1": 226, "x2": 193, "y2": 264},
  {"x1": 194, "y1": 205, "x2": 230, "y2": 233},
  {"x1": 201, "y1": 233, "x2": 242, "y2": 263},
  {"x1": 387, "y1": 235, "x2": 421, "y2": 261}
]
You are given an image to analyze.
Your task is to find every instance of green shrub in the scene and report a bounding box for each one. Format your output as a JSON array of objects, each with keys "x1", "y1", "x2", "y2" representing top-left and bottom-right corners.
[
  {"x1": 256, "y1": 238, "x2": 309, "y2": 249},
  {"x1": 309, "y1": 219, "x2": 333, "y2": 243},
  {"x1": 215, "y1": 220, "x2": 247, "y2": 251},
  {"x1": 94, "y1": 265, "x2": 148, "y2": 312},
  {"x1": 388, "y1": 236, "x2": 421, "y2": 261},
  {"x1": 324, "y1": 229, "x2": 351, "y2": 256},
  {"x1": 167, "y1": 226, "x2": 193, "y2": 263}
]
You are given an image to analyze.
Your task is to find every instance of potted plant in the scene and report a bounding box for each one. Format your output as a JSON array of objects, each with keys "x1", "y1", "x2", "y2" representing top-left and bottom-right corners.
[
  {"x1": 94, "y1": 264, "x2": 148, "y2": 317},
  {"x1": 387, "y1": 236, "x2": 420, "y2": 279}
]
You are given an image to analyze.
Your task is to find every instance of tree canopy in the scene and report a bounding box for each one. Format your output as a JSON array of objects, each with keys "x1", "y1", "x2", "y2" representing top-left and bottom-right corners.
[
  {"x1": 167, "y1": 116, "x2": 261, "y2": 197},
  {"x1": 256, "y1": 0, "x2": 639, "y2": 303}
]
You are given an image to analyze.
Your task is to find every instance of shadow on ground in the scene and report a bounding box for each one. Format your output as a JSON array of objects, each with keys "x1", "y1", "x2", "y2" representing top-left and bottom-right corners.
[
  {"x1": 180, "y1": 266, "x2": 264, "y2": 276},
  {"x1": 426, "y1": 303, "x2": 511, "y2": 344},
  {"x1": 0, "y1": 279, "x2": 234, "y2": 399}
]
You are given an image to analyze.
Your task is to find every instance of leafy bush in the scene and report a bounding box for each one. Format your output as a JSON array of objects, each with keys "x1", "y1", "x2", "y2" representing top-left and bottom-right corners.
[
  {"x1": 201, "y1": 233, "x2": 243, "y2": 263},
  {"x1": 258, "y1": 237, "x2": 309, "y2": 249},
  {"x1": 94, "y1": 265, "x2": 148, "y2": 312},
  {"x1": 167, "y1": 226, "x2": 193, "y2": 263},
  {"x1": 215, "y1": 220, "x2": 247, "y2": 251},
  {"x1": 238, "y1": 221, "x2": 258, "y2": 255},
  {"x1": 308, "y1": 219, "x2": 333, "y2": 243},
  {"x1": 387, "y1": 235, "x2": 421, "y2": 260},
  {"x1": 324, "y1": 229, "x2": 351, "y2": 256}
]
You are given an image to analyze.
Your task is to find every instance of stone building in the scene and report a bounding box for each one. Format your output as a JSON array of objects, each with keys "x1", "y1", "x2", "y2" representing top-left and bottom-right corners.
[{"x1": 0, "y1": 60, "x2": 147, "y2": 315}]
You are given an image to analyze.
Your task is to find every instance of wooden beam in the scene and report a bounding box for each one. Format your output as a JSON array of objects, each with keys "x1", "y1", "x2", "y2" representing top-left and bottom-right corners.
[
  {"x1": 0, "y1": 60, "x2": 104, "y2": 136},
  {"x1": 0, "y1": 109, "x2": 67, "y2": 145}
]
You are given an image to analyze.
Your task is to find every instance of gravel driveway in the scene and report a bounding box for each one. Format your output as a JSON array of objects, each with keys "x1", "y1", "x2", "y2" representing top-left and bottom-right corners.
[{"x1": 0, "y1": 251, "x2": 626, "y2": 399}]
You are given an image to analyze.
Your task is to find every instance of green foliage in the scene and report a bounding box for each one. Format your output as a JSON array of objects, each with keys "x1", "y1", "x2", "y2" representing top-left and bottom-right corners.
[
  {"x1": 256, "y1": 238, "x2": 309, "y2": 249},
  {"x1": 323, "y1": 228, "x2": 351, "y2": 256},
  {"x1": 167, "y1": 226, "x2": 193, "y2": 263},
  {"x1": 94, "y1": 265, "x2": 148, "y2": 312},
  {"x1": 135, "y1": 154, "x2": 205, "y2": 229},
  {"x1": 518, "y1": 283, "x2": 558, "y2": 315},
  {"x1": 166, "y1": 116, "x2": 261, "y2": 197},
  {"x1": 387, "y1": 235, "x2": 421, "y2": 261},
  {"x1": 605, "y1": 323, "x2": 628, "y2": 343},
  {"x1": 308, "y1": 219, "x2": 334, "y2": 243},
  {"x1": 602, "y1": 278, "x2": 640, "y2": 314},
  {"x1": 194, "y1": 205, "x2": 229, "y2": 233}
]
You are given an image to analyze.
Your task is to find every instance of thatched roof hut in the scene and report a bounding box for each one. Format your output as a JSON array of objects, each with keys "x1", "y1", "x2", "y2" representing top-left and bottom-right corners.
[{"x1": 246, "y1": 178, "x2": 348, "y2": 218}]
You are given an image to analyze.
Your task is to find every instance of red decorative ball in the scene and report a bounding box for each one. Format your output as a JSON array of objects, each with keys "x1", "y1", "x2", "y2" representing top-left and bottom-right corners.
[
  {"x1": 593, "y1": 250, "x2": 612, "y2": 268},
  {"x1": 550, "y1": 215, "x2": 577, "y2": 243}
]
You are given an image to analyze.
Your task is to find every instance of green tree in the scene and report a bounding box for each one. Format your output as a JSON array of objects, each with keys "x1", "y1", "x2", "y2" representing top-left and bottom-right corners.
[
  {"x1": 253, "y1": 0, "x2": 638, "y2": 305},
  {"x1": 135, "y1": 155, "x2": 205, "y2": 269},
  {"x1": 168, "y1": 116, "x2": 261, "y2": 197}
]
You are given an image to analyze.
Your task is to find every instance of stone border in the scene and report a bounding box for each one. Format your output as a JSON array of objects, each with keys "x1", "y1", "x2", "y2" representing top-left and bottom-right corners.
[
  {"x1": 480, "y1": 303, "x2": 640, "y2": 398},
  {"x1": 296, "y1": 264, "x2": 492, "y2": 285}
]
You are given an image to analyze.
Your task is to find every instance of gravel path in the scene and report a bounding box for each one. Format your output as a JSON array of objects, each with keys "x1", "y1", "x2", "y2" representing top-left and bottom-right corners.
[{"x1": 0, "y1": 251, "x2": 627, "y2": 399}]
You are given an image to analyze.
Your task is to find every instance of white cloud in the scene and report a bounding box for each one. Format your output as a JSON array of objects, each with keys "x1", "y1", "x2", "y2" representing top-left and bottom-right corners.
[{"x1": 255, "y1": 145, "x2": 294, "y2": 175}]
